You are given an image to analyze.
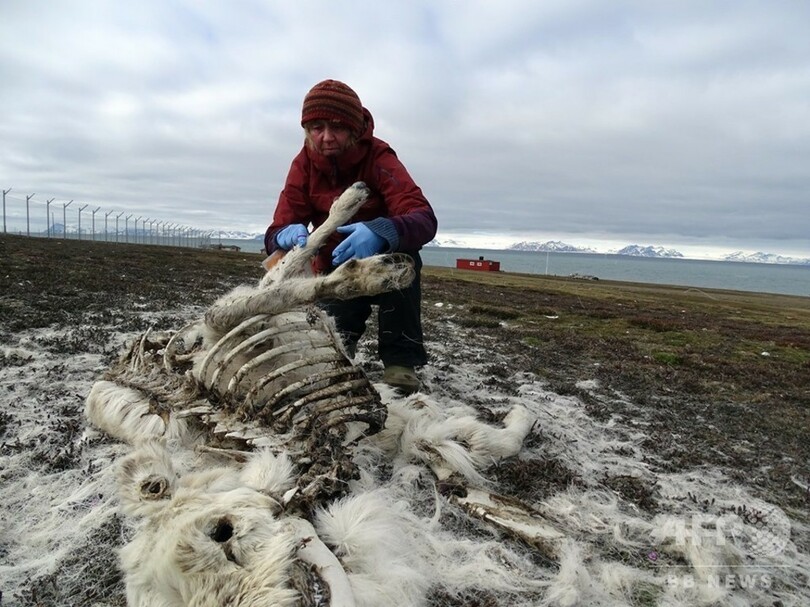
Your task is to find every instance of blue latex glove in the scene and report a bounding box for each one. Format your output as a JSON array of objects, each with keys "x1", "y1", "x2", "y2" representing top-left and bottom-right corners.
[
  {"x1": 332, "y1": 223, "x2": 386, "y2": 266},
  {"x1": 275, "y1": 224, "x2": 308, "y2": 250}
]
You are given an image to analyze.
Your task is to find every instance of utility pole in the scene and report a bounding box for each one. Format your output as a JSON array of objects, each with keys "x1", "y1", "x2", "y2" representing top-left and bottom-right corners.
[
  {"x1": 91, "y1": 207, "x2": 101, "y2": 241},
  {"x1": 125, "y1": 214, "x2": 132, "y2": 243},
  {"x1": 105, "y1": 210, "x2": 114, "y2": 242},
  {"x1": 46, "y1": 198, "x2": 55, "y2": 237},
  {"x1": 77, "y1": 204, "x2": 88, "y2": 240},
  {"x1": 2, "y1": 187, "x2": 10, "y2": 233},
  {"x1": 26, "y1": 193, "x2": 35, "y2": 237},
  {"x1": 115, "y1": 212, "x2": 124, "y2": 243},
  {"x1": 62, "y1": 200, "x2": 73, "y2": 238}
]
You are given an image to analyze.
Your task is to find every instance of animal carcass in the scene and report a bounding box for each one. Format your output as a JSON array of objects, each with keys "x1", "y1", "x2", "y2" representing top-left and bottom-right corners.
[{"x1": 85, "y1": 182, "x2": 547, "y2": 606}]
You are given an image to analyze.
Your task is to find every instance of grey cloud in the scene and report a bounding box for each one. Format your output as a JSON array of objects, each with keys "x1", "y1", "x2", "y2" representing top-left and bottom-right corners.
[{"x1": 1, "y1": 1, "x2": 808, "y2": 255}]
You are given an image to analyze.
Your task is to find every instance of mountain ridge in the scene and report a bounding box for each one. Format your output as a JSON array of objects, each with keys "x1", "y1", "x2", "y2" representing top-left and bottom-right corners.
[{"x1": 424, "y1": 239, "x2": 809, "y2": 265}]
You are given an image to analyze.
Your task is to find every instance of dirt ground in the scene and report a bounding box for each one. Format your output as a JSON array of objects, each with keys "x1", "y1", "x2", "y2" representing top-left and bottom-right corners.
[
  {"x1": 1, "y1": 234, "x2": 809, "y2": 605},
  {"x1": 2, "y1": 234, "x2": 808, "y2": 514},
  {"x1": 419, "y1": 267, "x2": 810, "y2": 518}
]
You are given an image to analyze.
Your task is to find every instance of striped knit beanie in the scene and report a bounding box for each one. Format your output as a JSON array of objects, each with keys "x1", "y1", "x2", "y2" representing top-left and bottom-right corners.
[{"x1": 301, "y1": 79, "x2": 364, "y2": 135}]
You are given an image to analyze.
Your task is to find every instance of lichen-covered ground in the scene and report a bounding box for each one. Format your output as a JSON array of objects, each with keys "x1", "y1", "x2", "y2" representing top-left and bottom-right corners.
[
  {"x1": 1, "y1": 234, "x2": 808, "y2": 606},
  {"x1": 419, "y1": 267, "x2": 810, "y2": 516}
]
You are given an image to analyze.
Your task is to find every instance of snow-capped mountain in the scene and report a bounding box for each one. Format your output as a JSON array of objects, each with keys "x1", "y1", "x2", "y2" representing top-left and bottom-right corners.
[
  {"x1": 214, "y1": 230, "x2": 264, "y2": 240},
  {"x1": 507, "y1": 240, "x2": 595, "y2": 253},
  {"x1": 615, "y1": 245, "x2": 684, "y2": 258},
  {"x1": 425, "y1": 238, "x2": 468, "y2": 248},
  {"x1": 724, "y1": 251, "x2": 810, "y2": 265}
]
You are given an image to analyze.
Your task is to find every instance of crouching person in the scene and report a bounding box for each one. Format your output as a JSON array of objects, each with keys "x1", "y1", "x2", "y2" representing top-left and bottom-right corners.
[{"x1": 265, "y1": 79, "x2": 437, "y2": 394}]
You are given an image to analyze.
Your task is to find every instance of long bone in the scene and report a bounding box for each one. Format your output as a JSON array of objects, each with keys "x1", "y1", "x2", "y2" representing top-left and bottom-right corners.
[
  {"x1": 208, "y1": 320, "x2": 316, "y2": 390},
  {"x1": 242, "y1": 352, "x2": 347, "y2": 408},
  {"x1": 205, "y1": 255, "x2": 415, "y2": 334},
  {"x1": 84, "y1": 180, "x2": 560, "y2": 606},
  {"x1": 205, "y1": 181, "x2": 416, "y2": 334},
  {"x1": 260, "y1": 181, "x2": 373, "y2": 286},
  {"x1": 86, "y1": 183, "x2": 407, "y2": 510},
  {"x1": 222, "y1": 335, "x2": 334, "y2": 398},
  {"x1": 195, "y1": 315, "x2": 276, "y2": 382}
]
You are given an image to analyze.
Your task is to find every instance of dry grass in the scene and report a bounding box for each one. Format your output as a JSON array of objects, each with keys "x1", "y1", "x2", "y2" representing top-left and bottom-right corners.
[
  {"x1": 421, "y1": 266, "x2": 810, "y2": 513},
  {"x1": 2, "y1": 234, "x2": 809, "y2": 517}
]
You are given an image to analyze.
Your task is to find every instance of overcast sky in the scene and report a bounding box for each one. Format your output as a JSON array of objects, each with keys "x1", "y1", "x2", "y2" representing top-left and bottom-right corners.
[{"x1": 2, "y1": 1, "x2": 809, "y2": 257}]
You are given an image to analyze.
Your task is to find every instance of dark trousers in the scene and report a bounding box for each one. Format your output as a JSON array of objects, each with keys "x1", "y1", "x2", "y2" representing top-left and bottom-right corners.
[{"x1": 321, "y1": 252, "x2": 427, "y2": 368}]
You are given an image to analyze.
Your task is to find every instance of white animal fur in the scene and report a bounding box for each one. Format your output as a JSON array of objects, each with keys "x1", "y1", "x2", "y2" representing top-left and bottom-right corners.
[
  {"x1": 84, "y1": 183, "x2": 412, "y2": 448},
  {"x1": 205, "y1": 182, "x2": 415, "y2": 334},
  {"x1": 118, "y1": 440, "x2": 543, "y2": 607},
  {"x1": 372, "y1": 388, "x2": 535, "y2": 483},
  {"x1": 120, "y1": 487, "x2": 300, "y2": 607},
  {"x1": 86, "y1": 181, "x2": 541, "y2": 606},
  {"x1": 85, "y1": 380, "x2": 190, "y2": 445},
  {"x1": 118, "y1": 445, "x2": 417, "y2": 606}
]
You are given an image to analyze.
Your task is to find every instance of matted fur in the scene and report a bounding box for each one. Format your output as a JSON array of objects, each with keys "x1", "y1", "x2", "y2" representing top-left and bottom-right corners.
[{"x1": 84, "y1": 182, "x2": 539, "y2": 606}]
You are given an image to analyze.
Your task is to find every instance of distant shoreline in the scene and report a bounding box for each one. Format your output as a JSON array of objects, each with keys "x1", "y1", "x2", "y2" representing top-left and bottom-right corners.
[
  {"x1": 209, "y1": 236, "x2": 810, "y2": 266},
  {"x1": 424, "y1": 245, "x2": 810, "y2": 266},
  {"x1": 3, "y1": 233, "x2": 808, "y2": 297}
]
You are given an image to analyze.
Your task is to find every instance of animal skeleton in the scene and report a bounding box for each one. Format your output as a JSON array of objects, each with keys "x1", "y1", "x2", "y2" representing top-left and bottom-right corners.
[{"x1": 85, "y1": 182, "x2": 556, "y2": 606}]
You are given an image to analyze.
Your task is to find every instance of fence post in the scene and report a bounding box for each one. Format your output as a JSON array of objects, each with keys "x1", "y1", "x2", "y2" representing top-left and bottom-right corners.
[
  {"x1": 91, "y1": 207, "x2": 101, "y2": 240},
  {"x1": 77, "y1": 204, "x2": 88, "y2": 240},
  {"x1": 46, "y1": 198, "x2": 55, "y2": 237},
  {"x1": 115, "y1": 212, "x2": 124, "y2": 243},
  {"x1": 26, "y1": 193, "x2": 35, "y2": 236},
  {"x1": 105, "y1": 210, "x2": 113, "y2": 242},
  {"x1": 2, "y1": 188, "x2": 10, "y2": 233},
  {"x1": 62, "y1": 200, "x2": 73, "y2": 238}
]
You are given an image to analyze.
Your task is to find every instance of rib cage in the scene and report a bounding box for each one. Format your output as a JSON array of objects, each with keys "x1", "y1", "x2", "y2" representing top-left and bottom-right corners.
[
  {"x1": 87, "y1": 181, "x2": 415, "y2": 507},
  {"x1": 176, "y1": 307, "x2": 386, "y2": 504}
]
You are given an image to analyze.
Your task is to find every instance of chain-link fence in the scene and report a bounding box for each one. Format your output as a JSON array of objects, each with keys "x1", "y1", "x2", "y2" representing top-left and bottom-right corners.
[{"x1": 2, "y1": 187, "x2": 214, "y2": 248}]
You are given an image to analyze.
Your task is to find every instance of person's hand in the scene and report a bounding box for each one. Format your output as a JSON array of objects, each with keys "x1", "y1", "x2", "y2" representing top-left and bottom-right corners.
[
  {"x1": 332, "y1": 223, "x2": 386, "y2": 265},
  {"x1": 275, "y1": 224, "x2": 308, "y2": 250}
]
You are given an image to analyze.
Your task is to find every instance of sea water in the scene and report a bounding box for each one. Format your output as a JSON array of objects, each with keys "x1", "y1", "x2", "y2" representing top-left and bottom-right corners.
[
  {"x1": 217, "y1": 240, "x2": 810, "y2": 298},
  {"x1": 421, "y1": 247, "x2": 810, "y2": 298}
]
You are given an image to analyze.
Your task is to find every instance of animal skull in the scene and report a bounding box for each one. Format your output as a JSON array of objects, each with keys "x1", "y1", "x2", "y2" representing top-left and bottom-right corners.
[{"x1": 85, "y1": 182, "x2": 542, "y2": 606}]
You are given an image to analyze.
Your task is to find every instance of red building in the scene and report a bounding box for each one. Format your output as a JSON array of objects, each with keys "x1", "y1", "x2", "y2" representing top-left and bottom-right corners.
[{"x1": 456, "y1": 256, "x2": 501, "y2": 272}]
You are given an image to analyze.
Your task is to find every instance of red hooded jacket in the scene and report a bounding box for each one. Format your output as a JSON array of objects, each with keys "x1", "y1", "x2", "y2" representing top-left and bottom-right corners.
[{"x1": 265, "y1": 109, "x2": 437, "y2": 274}]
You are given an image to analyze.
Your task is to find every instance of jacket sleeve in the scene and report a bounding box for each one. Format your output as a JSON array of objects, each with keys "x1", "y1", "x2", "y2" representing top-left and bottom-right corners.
[
  {"x1": 264, "y1": 149, "x2": 313, "y2": 254},
  {"x1": 368, "y1": 145, "x2": 437, "y2": 252}
]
